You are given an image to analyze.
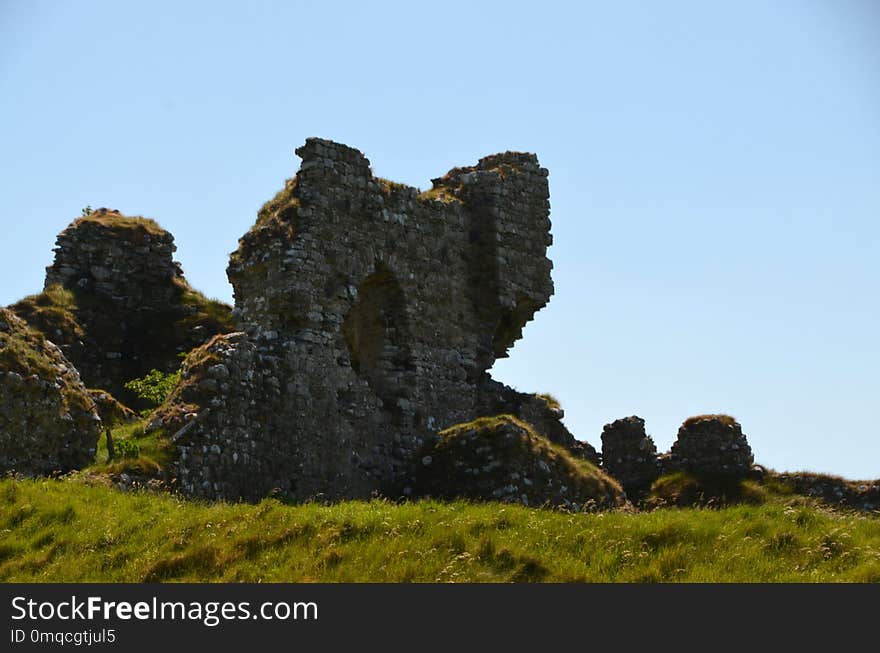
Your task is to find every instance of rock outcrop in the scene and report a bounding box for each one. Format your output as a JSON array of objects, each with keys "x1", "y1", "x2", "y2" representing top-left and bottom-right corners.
[
  {"x1": 10, "y1": 209, "x2": 233, "y2": 403},
  {"x1": 159, "y1": 137, "x2": 572, "y2": 500},
  {"x1": 666, "y1": 414, "x2": 754, "y2": 477},
  {"x1": 410, "y1": 415, "x2": 623, "y2": 509},
  {"x1": 600, "y1": 416, "x2": 659, "y2": 498},
  {"x1": 0, "y1": 308, "x2": 101, "y2": 474}
]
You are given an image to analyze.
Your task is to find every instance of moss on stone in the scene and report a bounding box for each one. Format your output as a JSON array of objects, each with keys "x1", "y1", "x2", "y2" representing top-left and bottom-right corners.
[
  {"x1": 72, "y1": 211, "x2": 167, "y2": 238},
  {"x1": 0, "y1": 308, "x2": 101, "y2": 474},
  {"x1": 682, "y1": 414, "x2": 738, "y2": 428},
  {"x1": 147, "y1": 333, "x2": 230, "y2": 435},
  {"x1": 412, "y1": 414, "x2": 624, "y2": 509},
  {"x1": 10, "y1": 284, "x2": 86, "y2": 346},
  {"x1": 535, "y1": 393, "x2": 561, "y2": 411}
]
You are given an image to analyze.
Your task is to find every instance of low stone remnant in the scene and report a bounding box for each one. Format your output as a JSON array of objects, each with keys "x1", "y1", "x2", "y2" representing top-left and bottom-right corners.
[
  {"x1": 475, "y1": 380, "x2": 600, "y2": 465},
  {"x1": 772, "y1": 472, "x2": 880, "y2": 512},
  {"x1": 600, "y1": 416, "x2": 659, "y2": 497},
  {"x1": 409, "y1": 415, "x2": 624, "y2": 509},
  {"x1": 667, "y1": 414, "x2": 753, "y2": 477},
  {"x1": 11, "y1": 209, "x2": 233, "y2": 402},
  {"x1": 0, "y1": 308, "x2": 100, "y2": 474}
]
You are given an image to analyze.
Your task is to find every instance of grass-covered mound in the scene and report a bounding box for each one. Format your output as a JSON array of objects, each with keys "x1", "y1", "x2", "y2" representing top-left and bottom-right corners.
[
  {"x1": 0, "y1": 309, "x2": 100, "y2": 474},
  {"x1": 1, "y1": 478, "x2": 879, "y2": 582},
  {"x1": 646, "y1": 471, "x2": 775, "y2": 508},
  {"x1": 646, "y1": 470, "x2": 880, "y2": 513},
  {"x1": 411, "y1": 415, "x2": 624, "y2": 510}
]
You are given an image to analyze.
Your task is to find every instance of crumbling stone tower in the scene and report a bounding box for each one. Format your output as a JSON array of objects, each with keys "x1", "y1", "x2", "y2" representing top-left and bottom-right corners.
[
  {"x1": 12, "y1": 209, "x2": 232, "y2": 402},
  {"x1": 167, "y1": 138, "x2": 560, "y2": 500}
]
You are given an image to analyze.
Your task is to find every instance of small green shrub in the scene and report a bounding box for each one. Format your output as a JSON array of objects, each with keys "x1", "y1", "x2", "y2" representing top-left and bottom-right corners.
[
  {"x1": 114, "y1": 439, "x2": 140, "y2": 459},
  {"x1": 123, "y1": 369, "x2": 181, "y2": 407}
]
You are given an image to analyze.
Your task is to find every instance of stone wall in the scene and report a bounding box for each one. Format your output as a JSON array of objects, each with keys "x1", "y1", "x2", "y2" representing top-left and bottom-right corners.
[
  {"x1": 0, "y1": 308, "x2": 100, "y2": 474},
  {"x1": 162, "y1": 137, "x2": 560, "y2": 500}
]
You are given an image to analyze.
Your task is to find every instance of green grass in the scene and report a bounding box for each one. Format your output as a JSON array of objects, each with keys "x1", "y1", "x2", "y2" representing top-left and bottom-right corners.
[
  {"x1": 681, "y1": 413, "x2": 738, "y2": 428},
  {"x1": 535, "y1": 393, "x2": 561, "y2": 411},
  {"x1": 1, "y1": 478, "x2": 879, "y2": 582},
  {"x1": 418, "y1": 186, "x2": 458, "y2": 203},
  {"x1": 0, "y1": 324, "x2": 58, "y2": 380},
  {"x1": 176, "y1": 284, "x2": 234, "y2": 334},
  {"x1": 647, "y1": 471, "x2": 770, "y2": 508},
  {"x1": 80, "y1": 419, "x2": 173, "y2": 479}
]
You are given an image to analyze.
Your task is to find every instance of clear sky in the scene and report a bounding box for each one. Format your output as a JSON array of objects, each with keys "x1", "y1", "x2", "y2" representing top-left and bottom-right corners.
[{"x1": 1, "y1": 1, "x2": 878, "y2": 478}]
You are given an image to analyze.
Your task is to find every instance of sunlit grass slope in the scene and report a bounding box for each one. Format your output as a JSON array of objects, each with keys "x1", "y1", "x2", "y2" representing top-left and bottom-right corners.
[{"x1": 2, "y1": 479, "x2": 879, "y2": 582}]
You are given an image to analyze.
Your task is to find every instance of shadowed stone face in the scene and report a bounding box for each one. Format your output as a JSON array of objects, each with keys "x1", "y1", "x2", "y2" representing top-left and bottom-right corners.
[
  {"x1": 170, "y1": 138, "x2": 558, "y2": 500},
  {"x1": 668, "y1": 415, "x2": 754, "y2": 477},
  {"x1": 600, "y1": 416, "x2": 660, "y2": 498},
  {"x1": 0, "y1": 308, "x2": 101, "y2": 474}
]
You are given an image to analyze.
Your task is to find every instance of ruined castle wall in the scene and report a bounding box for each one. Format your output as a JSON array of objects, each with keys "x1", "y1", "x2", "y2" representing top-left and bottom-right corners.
[{"x1": 171, "y1": 138, "x2": 556, "y2": 500}]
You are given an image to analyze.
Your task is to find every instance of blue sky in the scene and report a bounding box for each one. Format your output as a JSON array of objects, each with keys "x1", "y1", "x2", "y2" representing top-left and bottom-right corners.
[{"x1": 2, "y1": 1, "x2": 878, "y2": 477}]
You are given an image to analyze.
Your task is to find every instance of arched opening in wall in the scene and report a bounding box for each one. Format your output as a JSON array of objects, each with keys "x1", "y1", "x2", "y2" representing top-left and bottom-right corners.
[{"x1": 342, "y1": 266, "x2": 414, "y2": 412}]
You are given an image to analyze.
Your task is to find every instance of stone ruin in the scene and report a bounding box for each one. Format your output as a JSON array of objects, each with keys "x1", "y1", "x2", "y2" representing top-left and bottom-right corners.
[
  {"x1": 159, "y1": 137, "x2": 588, "y2": 501},
  {"x1": 0, "y1": 308, "x2": 100, "y2": 474},
  {"x1": 11, "y1": 209, "x2": 232, "y2": 403},
  {"x1": 598, "y1": 413, "x2": 756, "y2": 499},
  {"x1": 2, "y1": 136, "x2": 829, "y2": 510},
  {"x1": 666, "y1": 414, "x2": 754, "y2": 476},
  {"x1": 411, "y1": 415, "x2": 622, "y2": 510},
  {"x1": 600, "y1": 416, "x2": 660, "y2": 497}
]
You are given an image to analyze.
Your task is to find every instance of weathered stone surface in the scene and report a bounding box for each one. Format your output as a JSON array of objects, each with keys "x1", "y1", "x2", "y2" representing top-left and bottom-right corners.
[
  {"x1": 0, "y1": 308, "x2": 100, "y2": 474},
  {"x1": 409, "y1": 415, "x2": 624, "y2": 509},
  {"x1": 10, "y1": 209, "x2": 233, "y2": 403},
  {"x1": 600, "y1": 416, "x2": 659, "y2": 498},
  {"x1": 160, "y1": 137, "x2": 574, "y2": 500},
  {"x1": 474, "y1": 380, "x2": 600, "y2": 465},
  {"x1": 667, "y1": 414, "x2": 754, "y2": 477},
  {"x1": 771, "y1": 471, "x2": 880, "y2": 512}
]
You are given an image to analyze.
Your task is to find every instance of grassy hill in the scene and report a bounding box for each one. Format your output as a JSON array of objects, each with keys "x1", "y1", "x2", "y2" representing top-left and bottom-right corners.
[{"x1": 2, "y1": 478, "x2": 879, "y2": 582}]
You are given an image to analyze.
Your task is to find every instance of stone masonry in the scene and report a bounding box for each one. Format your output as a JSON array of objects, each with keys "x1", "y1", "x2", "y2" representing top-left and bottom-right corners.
[
  {"x1": 0, "y1": 308, "x2": 101, "y2": 474},
  {"x1": 600, "y1": 416, "x2": 659, "y2": 497},
  {"x1": 667, "y1": 415, "x2": 754, "y2": 477},
  {"x1": 164, "y1": 138, "x2": 561, "y2": 500},
  {"x1": 12, "y1": 209, "x2": 232, "y2": 402}
]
